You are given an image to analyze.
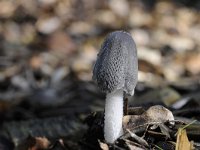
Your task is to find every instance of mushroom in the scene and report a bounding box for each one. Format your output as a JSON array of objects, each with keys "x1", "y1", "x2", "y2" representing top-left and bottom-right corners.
[{"x1": 93, "y1": 31, "x2": 138, "y2": 143}]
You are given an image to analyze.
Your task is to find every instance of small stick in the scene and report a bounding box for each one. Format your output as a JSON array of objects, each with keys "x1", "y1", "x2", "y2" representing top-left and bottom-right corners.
[{"x1": 126, "y1": 129, "x2": 149, "y2": 147}]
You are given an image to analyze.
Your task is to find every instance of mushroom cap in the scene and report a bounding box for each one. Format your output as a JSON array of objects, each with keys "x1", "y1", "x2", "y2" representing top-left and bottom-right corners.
[{"x1": 93, "y1": 31, "x2": 138, "y2": 95}]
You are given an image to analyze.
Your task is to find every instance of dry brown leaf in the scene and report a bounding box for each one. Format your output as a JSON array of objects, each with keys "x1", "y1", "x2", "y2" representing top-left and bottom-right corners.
[
  {"x1": 98, "y1": 140, "x2": 109, "y2": 150},
  {"x1": 123, "y1": 105, "x2": 174, "y2": 130},
  {"x1": 47, "y1": 31, "x2": 77, "y2": 55},
  {"x1": 176, "y1": 129, "x2": 194, "y2": 150},
  {"x1": 32, "y1": 137, "x2": 50, "y2": 150},
  {"x1": 16, "y1": 136, "x2": 50, "y2": 150},
  {"x1": 186, "y1": 53, "x2": 200, "y2": 75},
  {"x1": 0, "y1": 1, "x2": 15, "y2": 18},
  {"x1": 30, "y1": 55, "x2": 42, "y2": 70}
]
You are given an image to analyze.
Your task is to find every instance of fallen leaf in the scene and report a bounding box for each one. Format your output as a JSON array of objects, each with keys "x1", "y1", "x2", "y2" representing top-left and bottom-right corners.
[
  {"x1": 98, "y1": 140, "x2": 109, "y2": 150},
  {"x1": 176, "y1": 129, "x2": 194, "y2": 150}
]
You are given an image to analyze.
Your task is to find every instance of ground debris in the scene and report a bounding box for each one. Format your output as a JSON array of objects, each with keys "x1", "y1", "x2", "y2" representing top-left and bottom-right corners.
[
  {"x1": 83, "y1": 105, "x2": 200, "y2": 150},
  {"x1": 1, "y1": 116, "x2": 86, "y2": 147}
]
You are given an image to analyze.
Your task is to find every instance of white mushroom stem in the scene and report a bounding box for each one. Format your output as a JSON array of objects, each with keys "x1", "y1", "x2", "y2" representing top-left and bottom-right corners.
[{"x1": 104, "y1": 89, "x2": 124, "y2": 143}]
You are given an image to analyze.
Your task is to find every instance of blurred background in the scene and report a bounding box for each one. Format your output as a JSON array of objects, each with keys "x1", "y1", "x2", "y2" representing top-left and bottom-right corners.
[{"x1": 0, "y1": 0, "x2": 200, "y2": 149}]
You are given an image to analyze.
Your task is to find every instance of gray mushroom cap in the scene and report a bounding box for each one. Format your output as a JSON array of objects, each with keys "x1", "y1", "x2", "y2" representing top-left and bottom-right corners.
[{"x1": 93, "y1": 31, "x2": 138, "y2": 95}]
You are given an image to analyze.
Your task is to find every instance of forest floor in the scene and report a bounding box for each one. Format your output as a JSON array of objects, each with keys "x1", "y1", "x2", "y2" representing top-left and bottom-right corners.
[{"x1": 0, "y1": 0, "x2": 200, "y2": 149}]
